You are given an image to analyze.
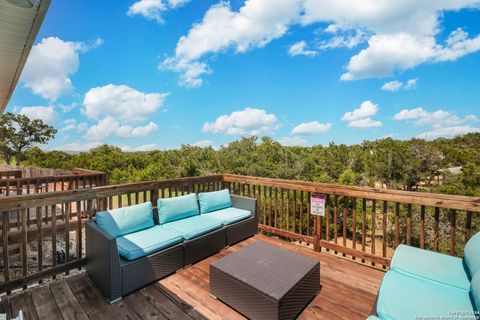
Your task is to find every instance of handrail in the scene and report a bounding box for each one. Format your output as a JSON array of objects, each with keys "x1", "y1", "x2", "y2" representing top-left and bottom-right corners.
[{"x1": 222, "y1": 174, "x2": 480, "y2": 212}]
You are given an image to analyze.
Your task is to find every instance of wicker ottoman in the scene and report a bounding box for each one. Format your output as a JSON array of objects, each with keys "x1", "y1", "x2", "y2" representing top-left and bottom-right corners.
[{"x1": 210, "y1": 241, "x2": 320, "y2": 320}]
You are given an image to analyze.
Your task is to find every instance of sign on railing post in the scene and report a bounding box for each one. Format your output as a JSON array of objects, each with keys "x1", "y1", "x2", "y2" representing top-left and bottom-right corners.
[{"x1": 310, "y1": 193, "x2": 325, "y2": 216}]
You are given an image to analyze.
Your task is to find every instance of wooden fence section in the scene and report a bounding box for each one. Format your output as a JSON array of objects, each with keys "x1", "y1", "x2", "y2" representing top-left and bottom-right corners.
[
  {"x1": 0, "y1": 173, "x2": 479, "y2": 293},
  {"x1": 0, "y1": 175, "x2": 223, "y2": 293},
  {"x1": 0, "y1": 170, "x2": 22, "y2": 180},
  {"x1": 222, "y1": 174, "x2": 480, "y2": 267}
]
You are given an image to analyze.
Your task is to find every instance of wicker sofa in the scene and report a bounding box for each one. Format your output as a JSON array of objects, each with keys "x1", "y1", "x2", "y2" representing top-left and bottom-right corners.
[{"x1": 86, "y1": 189, "x2": 258, "y2": 302}]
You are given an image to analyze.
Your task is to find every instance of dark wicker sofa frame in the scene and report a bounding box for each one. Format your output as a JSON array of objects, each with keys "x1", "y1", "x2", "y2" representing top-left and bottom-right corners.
[{"x1": 86, "y1": 194, "x2": 257, "y2": 302}]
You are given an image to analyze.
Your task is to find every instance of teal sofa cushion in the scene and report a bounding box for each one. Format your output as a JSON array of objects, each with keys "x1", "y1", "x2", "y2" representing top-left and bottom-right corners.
[
  {"x1": 96, "y1": 202, "x2": 154, "y2": 238},
  {"x1": 390, "y1": 244, "x2": 470, "y2": 291},
  {"x1": 464, "y1": 231, "x2": 480, "y2": 278},
  {"x1": 377, "y1": 270, "x2": 475, "y2": 320},
  {"x1": 203, "y1": 207, "x2": 251, "y2": 225},
  {"x1": 198, "y1": 189, "x2": 231, "y2": 214},
  {"x1": 163, "y1": 215, "x2": 222, "y2": 240},
  {"x1": 116, "y1": 225, "x2": 183, "y2": 260},
  {"x1": 158, "y1": 193, "x2": 199, "y2": 224},
  {"x1": 472, "y1": 272, "x2": 480, "y2": 310}
]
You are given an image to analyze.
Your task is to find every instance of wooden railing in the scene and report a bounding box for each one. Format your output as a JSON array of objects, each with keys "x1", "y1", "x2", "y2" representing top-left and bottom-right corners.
[
  {"x1": 222, "y1": 174, "x2": 480, "y2": 267},
  {"x1": 0, "y1": 170, "x2": 22, "y2": 180},
  {"x1": 0, "y1": 173, "x2": 479, "y2": 293},
  {"x1": 0, "y1": 175, "x2": 222, "y2": 293}
]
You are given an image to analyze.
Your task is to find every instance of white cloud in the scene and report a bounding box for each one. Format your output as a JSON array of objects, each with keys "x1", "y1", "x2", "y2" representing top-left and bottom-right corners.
[
  {"x1": 116, "y1": 122, "x2": 159, "y2": 138},
  {"x1": 59, "y1": 118, "x2": 88, "y2": 133},
  {"x1": 417, "y1": 126, "x2": 480, "y2": 140},
  {"x1": 394, "y1": 108, "x2": 464, "y2": 128},
  {"x1": 405, "y1": 78, "x2": 418, "y2": 89},
  {"x1": 121, "y1": 144, "x2": 159, "y2": 152},
  {"x1": 288, "y1": 41, "x2": 317, "y2": 57},
  {"x1": 202, "y1": 107, "x2": 278, "y2": 135},
  {"x1": 381, "y1": 78, "x2": 417, "y2": 91},
  {"x1": 52, "y1": 141, "x2": 101, "y2": 152},
  {"x1": 192, "y1": 140, "x2": 214, "y2": 147},
  {"x1": 393, "y1": 107, "x2": 428, "y2": 120},
  {"x1": 127, "y1": 0, "x2": 191, "y2": 23},
  {"x1": 465, "y1": 114, "x2": 479, "y2": 122},
  {"x1": 83, "y1": 84, "x2": 168, "y2": 122},
  {"x1": 278, "y1": 136, "x2": 308, "y2": 147},
  {"x1": 21, "y1": 37, "x2": 102, "y2": 101},
  {"x1": 341, "y1": 100, "x2": 378, "y2": 121},
  {"x1": 161, "y1": 0, "x2": 302, "y2": 87},
  {"x1": 381, "y1": 80, "x2": 403, "y2": 92},
  {"x1": 18, "y1": 106, "x2": 57, "y2": 123},
  {"x1": 161, "y1": 1, "x2": 480, "y2": 85},
  {"x1": 347, "y1": 117, "x2": 382, "y2": 128},
  {"x1": 85, "y1": 117, "x2": 159, "y2": 141},
  {"x1": 291, "y1": 121, "x2": 331, "y2": 135},
  {"x1": 341, "y1": 100, "x2": 382, "y2": 128}
]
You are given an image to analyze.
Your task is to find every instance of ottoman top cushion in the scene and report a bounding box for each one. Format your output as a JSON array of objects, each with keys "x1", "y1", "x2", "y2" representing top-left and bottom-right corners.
[{"x1": 211, "y1": 241, "x2": 319, "y2": 300}]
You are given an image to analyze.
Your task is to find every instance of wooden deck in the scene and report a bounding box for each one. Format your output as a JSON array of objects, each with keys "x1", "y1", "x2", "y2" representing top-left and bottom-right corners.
[{"x1": 0, "y1": 234, "x2": 385, "y2": 319}]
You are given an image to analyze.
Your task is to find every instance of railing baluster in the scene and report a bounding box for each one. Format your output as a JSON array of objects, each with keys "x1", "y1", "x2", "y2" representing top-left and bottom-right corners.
[
  {"x1": 37, "y1": 206, "x2": 43, "y2": 280},
  {"x1": 420, "y1": 205, "x2": 425, "y2": 249},
  {"x1": 450, "y1": 209, "x2": 456, "y2": 256},
  {"x1": 342, "y1": 197, "x2": 347, "y2": 250},
  {"x1": 333, "y1": 195, "x2": 338, "y2": 245},
  {"x1": 21, "y1": 207, "x2": 28, "y2": 287},
  {"x1": 51, "y1": 204, "x2": 57, "y2": 278},
  {"x1": 2, "y1": 211, "x2": 10, "y2": 292},
  {"x1": 268, "y1": 187, "x2": 272, "y2": 226},
  {"x1": 434, "y1": 207, "x2": 440, "y2": 251},
  {"x1": 352, "y1": 197, "x2": 357, "y2": 251},
  {"x1": 466, "y1": 211, "x2": 472, "y2": 241},
  {"x1": 382, "y1": 201, "x2": 387, "y2": 263},
  {"x1": 280, "y1": 189, "x2": 284, "y2": 230},
  {"x1": 274, "y1": 188, "x2": 278, "y2": 229},
  {"x1": 371, "y1": 199, "x2": 376, "y2": 262},
  {"x1": 394, "y1": 202, "x2": 400, "y2": 249},
  {"x1": 300, "y1": 191, "x2": 304, "y2": 236},
  {"x1": 325, "y1": 195, "x2": 330, "y2": 244},
  {"x1": 293, "y1": 190, "x2": 297, "y2": 234},
  {"x1": 406, "y1": 204, "x2": 412, "y2": 245}
]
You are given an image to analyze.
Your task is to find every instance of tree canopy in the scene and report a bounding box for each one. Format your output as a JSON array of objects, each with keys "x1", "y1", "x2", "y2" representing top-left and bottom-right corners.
[
  {"x1": 0, "y1": 113, "x2": 56, "y2": 164},
  {"x1": 14, "y1": 133, "x2": 480, "y2": 196}
]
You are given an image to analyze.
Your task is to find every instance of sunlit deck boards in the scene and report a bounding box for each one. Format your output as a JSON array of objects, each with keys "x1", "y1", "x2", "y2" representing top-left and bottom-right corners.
[
  {"x1": 160, "y1": 234, "x2": 385, "y2": 320},
  {"x1": 0, "y1": 234, "x2": 384, "y2": 320}
]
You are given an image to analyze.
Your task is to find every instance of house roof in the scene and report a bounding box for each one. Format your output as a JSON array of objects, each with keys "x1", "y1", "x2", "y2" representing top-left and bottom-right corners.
[{"x1": 0, "y1": 0, "x2": 51, "y2": 114}]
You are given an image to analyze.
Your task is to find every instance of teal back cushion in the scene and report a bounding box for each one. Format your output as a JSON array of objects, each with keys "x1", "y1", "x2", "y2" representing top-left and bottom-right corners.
[
  {"x1": 471, "y1": 272, "x2": 480, "y2": 311},
  {"x1": 198, "y1": 189, "x2": 232, "y2": 214},
  {"x1": 96, "y1": 202, "x2": 154, "y2": 238},
  {"x1": 158, "y1": 193, "x2": 199, "y2": 224},
  {"x1": 464, "y1": 231, "x2": 480, "y2": 277}
]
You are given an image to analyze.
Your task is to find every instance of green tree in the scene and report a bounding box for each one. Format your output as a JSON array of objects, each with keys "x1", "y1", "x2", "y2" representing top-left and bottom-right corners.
[{"x1": 0, "y1": 113, "x2": 56, "y2": 164}]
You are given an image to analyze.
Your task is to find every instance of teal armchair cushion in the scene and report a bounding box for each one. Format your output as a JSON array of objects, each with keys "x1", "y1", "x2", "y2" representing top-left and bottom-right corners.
[
  {"x1": 464, "y1": 231, "x2": 480, "y2": 278},
  {"x1": 198, "y1": 189, "x2": 231, "y2": 214},
  {"x1": 158, "y1": 193, "x2": 199, "y2": 224},
  {"x1": 163, "y1": 215, "x2": 222, "y2": 240},
  {"x1": 390, "y1": 244, "x2": 470, "y2": 291},
  {"x1": 377, "y1": 270, "x2": 475, "y2": 320},
  {"x1": 116, "y1": 225, "x2": 183, "y2": 260},
  {"x1": 96, "y1": 202, "x2": 154, "y2": 238},
  {"x1": 203, "y1": 207, "x2": 251, "y2": 225},
  {"x1": 471, "y1": 272, "x2": 480, "y2": 310}
]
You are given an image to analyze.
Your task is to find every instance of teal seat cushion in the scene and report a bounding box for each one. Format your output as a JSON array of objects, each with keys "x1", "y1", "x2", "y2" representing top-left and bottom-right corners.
[
  {"x1": 202, "y1": 207, "x2": 251, "y2": 225},
  {"x1": 198, "y1": 189, "x2": 231, "y2": 214},
  {"x1": 377, "y1": 270, "x2": 475, "y2": 320},
  {"x1": 471, "y1": 272, "x2": 480, "y2": 310},
  {"x1": 390, "y1": 244, "x2": 470, "y2": 291},
  {"x1": 116, "y1": 225, "x2": 183, "y2": 260},
  {"x1": 163, "y1": 215, "x2": 222, "y2": 240},
  {"x1": 96, "y1": 202, "x2": 154, "y2": 238},
  {"x1": 158, "y1": 193, "x2": 199, "y2": 224},
  {"x1": 464, "y1": 231, "x2": 480, "y2": 278}
]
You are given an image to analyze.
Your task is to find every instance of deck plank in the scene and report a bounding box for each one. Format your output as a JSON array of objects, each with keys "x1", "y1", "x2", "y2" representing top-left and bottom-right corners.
[
  {"x1": 159, "y1": 234, "x2": 384, "y2": 320},
  {"x1": 30, "y1": 285, "x2": 63, "y2": 320},
  {"x1": 139, "y1": 285, "x2": 193, "y2": 320},
  {"x1": 50, "y1": 280, "x2": 89, "y2": 320},
  {"x1": 9, "y1": 291, "x2": 39, "y2": 320},
  {"x1": 123, "y1": 290, "x2": 167, "y2": 320},
  {"x1": 0, "y1": 299, "x2": 11, "y2": 319}
]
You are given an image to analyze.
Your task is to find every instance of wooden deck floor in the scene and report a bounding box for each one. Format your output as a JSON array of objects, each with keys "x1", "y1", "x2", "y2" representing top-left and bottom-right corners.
[{"x1": 0, "y1": 234, "x2": 385, "y2": 320}]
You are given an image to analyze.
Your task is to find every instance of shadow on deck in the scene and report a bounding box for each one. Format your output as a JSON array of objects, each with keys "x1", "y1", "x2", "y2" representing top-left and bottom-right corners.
[{"x1": 0, "y1": 234, "x2": 384, "y2": 320}]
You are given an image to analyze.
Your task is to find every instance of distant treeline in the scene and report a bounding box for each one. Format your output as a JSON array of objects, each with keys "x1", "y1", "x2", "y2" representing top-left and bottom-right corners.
[{"x1": 21, "y1": 133, "x2": 480, "y2": 196}]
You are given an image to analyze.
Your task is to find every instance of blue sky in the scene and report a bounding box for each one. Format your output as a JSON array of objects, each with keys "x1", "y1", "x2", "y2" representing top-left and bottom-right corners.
[{"x1": 6, "y1": 0, "x2": 480, "y2": 151}]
